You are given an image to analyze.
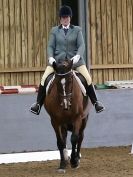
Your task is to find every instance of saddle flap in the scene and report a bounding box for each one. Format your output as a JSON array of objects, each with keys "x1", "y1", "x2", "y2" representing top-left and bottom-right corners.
[
  {"x1": 45, "y1": 74, "x2": 55, "y2": 95},
  {"x1": 73, "y1": 71, "x2": 87, "y2": 96}
]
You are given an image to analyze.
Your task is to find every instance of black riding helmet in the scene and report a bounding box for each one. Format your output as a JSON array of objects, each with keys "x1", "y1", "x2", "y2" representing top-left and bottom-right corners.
[{"x1": 59, "y1": 5, "x2": 72, "y2": 17}]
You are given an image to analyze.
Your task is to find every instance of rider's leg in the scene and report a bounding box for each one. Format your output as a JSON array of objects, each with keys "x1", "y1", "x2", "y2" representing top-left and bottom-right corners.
[
  {"x1": 76, "y1": 65, "x2": 105, "y2": 113},
  {"x1": 30, "y1": 66, "x2": 54, "y2": 115}
]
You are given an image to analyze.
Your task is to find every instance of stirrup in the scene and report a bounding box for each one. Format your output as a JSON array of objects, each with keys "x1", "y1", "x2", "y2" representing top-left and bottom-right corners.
[
  {"x1": 30, "y1": 103, "x2": 41, "y2": 115},
  {"x1": 94, "y1": 101, "x2": 105, "y2": 113},
  {"x1": 96, "y1": 107, "x2": 105, "y2": 113}
]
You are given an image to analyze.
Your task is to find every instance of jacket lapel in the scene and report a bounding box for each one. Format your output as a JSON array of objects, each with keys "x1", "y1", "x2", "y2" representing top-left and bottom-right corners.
[
  {"x1": 66, "y1": 26, "x2": 74, "y2": 37},
  {"x1": 58, "y1": 24, "x2": 74, "y2": 38},
  {"x1": 58, "y1": 25, "x2": 66, "y2": 37}
]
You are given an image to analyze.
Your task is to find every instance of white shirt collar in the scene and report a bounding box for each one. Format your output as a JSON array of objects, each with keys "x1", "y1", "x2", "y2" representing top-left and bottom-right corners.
[{"x1": 62, "y1": 24, "x2": 70, "y2": 29}]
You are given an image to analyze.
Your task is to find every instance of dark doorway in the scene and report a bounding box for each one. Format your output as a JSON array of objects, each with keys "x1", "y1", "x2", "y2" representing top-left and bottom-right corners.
[{"x1": 61, "y1": 0, "x2": 78, "y2": 25}]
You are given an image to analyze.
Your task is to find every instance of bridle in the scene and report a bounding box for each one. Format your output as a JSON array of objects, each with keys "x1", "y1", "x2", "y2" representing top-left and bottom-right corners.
[{"x1": 55, "y1": 70, "x2": 72, "y2": 76}]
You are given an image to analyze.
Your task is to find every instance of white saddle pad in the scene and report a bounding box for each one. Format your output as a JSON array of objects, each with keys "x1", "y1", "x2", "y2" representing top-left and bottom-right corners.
[{"x1": 46, "y1": 72, "x2": 87, "y2": 96}]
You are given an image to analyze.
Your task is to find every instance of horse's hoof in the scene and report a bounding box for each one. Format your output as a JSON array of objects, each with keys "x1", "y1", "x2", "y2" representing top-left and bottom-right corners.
[
  {"x1": 71, "y1": 165, "x2": 79, "y2": 169},
  {"x1": 70, "y1": 158, "x2": 80, "y2": 169},
  {"x1": 57, "y1": 168, "x2": 66, "y2": 173},
  {"x1": 71, "y1": 164, "x2": 79, "y2": 169}
]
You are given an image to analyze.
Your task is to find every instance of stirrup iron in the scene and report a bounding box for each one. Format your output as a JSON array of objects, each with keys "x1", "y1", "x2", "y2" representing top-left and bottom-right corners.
[{"x1": 30, "y1": 103, "x2": 41, "y2": 115}]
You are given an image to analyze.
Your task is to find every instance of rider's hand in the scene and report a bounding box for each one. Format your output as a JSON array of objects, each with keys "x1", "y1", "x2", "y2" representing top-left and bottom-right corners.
[
  {"x1": 49, "y1": 57, "x2": 56, "y2": 65},
  {"x1": 71, "y1": 55, "x2": 80, "y2": 64}
]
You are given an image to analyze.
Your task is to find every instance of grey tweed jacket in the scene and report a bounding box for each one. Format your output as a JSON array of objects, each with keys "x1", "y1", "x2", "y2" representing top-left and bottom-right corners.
[{"x1": 47, "y1": 24, "x2": 85, "y2": 67}]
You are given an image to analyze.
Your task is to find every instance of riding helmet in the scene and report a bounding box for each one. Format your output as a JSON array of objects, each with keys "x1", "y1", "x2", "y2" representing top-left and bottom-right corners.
[{"x1": 59, "y1": 5, "x2": 72, "y2": 17}]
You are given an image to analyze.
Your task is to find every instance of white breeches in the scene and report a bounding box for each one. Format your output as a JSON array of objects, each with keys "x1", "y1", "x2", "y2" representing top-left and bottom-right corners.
[
  {"x1": 76, "y1": 65, "x2": 92, "y2": 85},
  {"x1": 41, "y1": 65, "x2": 92, "y2": 86},
  {"x1": 41, "y1": 66, "x2": 54, "y2": 86}
]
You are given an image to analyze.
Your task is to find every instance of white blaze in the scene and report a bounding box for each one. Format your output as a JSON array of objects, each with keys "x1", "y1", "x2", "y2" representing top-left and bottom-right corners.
[{"x1": 61, "y1": 78, "x2": 67, "y2": 109}]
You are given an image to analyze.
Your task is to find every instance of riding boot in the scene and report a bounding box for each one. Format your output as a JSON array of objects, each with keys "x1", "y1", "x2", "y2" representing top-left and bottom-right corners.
[
  {"x1": 86, "y1": 84, "x2": 105, "y2": 113},
  {"x1": 30, "y1": 84, "x2": 46, "y2": 115}
]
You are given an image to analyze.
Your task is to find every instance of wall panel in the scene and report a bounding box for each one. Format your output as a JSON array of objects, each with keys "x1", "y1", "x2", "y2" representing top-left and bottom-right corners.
[
  {"x1": 0, "y1": 0, "x2": 60, "y2": 86},
  {"x1": 89, "y1": 0, "x2": 133, "y2": 84}
]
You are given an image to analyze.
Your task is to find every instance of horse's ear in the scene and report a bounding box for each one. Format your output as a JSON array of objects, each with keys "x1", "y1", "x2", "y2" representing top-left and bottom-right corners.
[
  {"x1": 70, "y1": 59, "x2": 73, "y2": 68},
  {"x1": 52, "y1": 61, "x2": 57, "y2": 71}
]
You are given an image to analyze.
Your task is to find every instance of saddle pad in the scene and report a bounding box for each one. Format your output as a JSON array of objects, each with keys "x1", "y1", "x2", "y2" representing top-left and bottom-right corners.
[
  {"x1": 46, "y1": 75, "x2": 55, "y2": 95},
  {"x1": 46, "y1": 72, "x2": 87, "y2": 96}
]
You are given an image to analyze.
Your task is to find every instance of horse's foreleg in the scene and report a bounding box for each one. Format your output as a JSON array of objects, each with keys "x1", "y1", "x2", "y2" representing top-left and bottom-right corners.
[
  {"x1": 77, "y1": 118, "x2": 87, "y2": 158},
  {"x1": 52, "y1": 123, "x2": 68, "y2": 172},
  {"x1": 76, "y1": 132, "x2": 84, "y2": 159},
  {"x1": 70, "y1": 118, "x2": 82, "y2": 168}
]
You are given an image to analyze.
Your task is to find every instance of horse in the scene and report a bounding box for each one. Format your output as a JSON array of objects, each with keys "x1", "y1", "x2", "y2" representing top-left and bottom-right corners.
[{"x1": 44, "y1": 58, "x2": 91, "y2": 172}]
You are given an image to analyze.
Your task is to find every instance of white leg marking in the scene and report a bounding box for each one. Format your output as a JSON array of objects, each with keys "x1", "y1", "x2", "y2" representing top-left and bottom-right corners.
[{"x1": 63, "y1": 148, "x2": 69, "y2": 161}]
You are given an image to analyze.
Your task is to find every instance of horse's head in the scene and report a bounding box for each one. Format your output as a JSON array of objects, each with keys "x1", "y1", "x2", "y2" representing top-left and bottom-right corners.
[
  {"x1": 52, "y1": 59, "x2": 73, "y2": 110},
  {"x1": 53, "y1": 58, "x2": 73, "y2": 75}
]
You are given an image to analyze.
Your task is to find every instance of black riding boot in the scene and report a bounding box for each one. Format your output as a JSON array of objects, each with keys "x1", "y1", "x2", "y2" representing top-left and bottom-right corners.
[
  {"x1": 30, "y1": 84, "x2": 46, "y2": 115},
  {"x1": 86, "y1": 84, "x2": 105, "y2": 113}
]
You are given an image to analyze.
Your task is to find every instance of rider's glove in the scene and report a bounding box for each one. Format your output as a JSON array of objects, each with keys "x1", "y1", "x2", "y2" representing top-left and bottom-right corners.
[
  {"x1": 49, "y1": 57, "x2": 56, "y2": 65},
  {"x1": 71, "y1": 55, "x2": 80, "y2": 64}
]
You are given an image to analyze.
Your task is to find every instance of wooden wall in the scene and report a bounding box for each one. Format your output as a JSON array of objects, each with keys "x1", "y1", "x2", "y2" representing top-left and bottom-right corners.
[
  {"x1": 89, "y1": 0, "x2": 133, "y2": 84},
  {"x1": 1, "y1": 0, "x2": 133, "y2": 86},
  {"x1": 0, "y1": 0, "x2": 60, "y2": 86}
]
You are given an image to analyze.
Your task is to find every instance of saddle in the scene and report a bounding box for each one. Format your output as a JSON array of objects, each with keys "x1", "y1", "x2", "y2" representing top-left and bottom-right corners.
[{"x1": 45, "y1": 71, "x2": 88, "y2": 96}]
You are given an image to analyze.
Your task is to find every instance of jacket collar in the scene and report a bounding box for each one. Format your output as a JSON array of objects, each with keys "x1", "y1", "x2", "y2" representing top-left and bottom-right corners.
[
  {"x1": 58, "y1": 24, "x2": 74, "y2": 37},
  {"x1": 58, "y1": 24, "x2": 74, "y2": 29}
]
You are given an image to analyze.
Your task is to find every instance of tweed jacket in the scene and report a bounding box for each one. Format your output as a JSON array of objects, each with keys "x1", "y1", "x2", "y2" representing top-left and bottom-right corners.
[{"x1": 47, "y1": 24, "x2": 85, "y2": 67}]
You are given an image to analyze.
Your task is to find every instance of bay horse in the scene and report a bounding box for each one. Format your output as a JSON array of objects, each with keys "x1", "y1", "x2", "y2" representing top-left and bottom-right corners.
[{"x1": 44, "y1": 58, "x2": 91, "y2": 172}]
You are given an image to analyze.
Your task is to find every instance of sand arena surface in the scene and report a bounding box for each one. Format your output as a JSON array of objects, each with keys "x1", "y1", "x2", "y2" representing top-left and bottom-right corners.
[{"x1": 0, "y1": 146, "x2": 133, "y2": 177}]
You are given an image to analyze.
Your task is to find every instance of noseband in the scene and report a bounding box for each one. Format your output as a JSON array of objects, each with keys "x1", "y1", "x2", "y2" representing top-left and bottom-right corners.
[{"x1": 55, "y1": 70, "x2": 72, "y2": 76}]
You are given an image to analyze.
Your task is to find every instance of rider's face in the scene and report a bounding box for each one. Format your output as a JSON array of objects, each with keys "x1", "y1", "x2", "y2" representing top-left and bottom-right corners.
[{"x1": 60, "y1": 16, "x2": 71, "y2": 26}]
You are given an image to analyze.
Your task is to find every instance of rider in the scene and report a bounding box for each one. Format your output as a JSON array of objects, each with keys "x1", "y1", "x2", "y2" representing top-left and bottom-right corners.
[{"x1": 30, "y1": 5, "x2": 105, "y2": 115}]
